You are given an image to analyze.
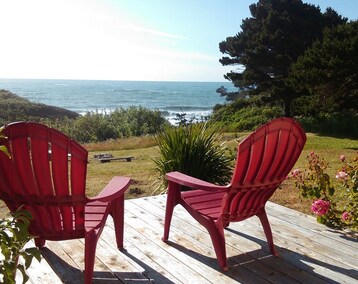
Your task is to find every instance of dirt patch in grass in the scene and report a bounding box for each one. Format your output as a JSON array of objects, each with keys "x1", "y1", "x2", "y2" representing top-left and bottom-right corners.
[{"x1": 271, "y1": 182, "x2": 313, "y2": 215}]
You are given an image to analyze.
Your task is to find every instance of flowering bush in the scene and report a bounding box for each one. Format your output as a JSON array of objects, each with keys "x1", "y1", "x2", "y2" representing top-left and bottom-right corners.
[
  {"x1": 311, "y1": 199, "x2": 330, "y2": 216},
  {"x1": 292, "y1": 152, "x2": 358, "y2": 233}
]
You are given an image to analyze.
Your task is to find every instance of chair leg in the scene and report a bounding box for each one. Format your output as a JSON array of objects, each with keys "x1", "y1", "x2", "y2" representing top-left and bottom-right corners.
[
  {"x1": 35, "y1": 237, "x2": 46, "y2": 248},
  {"x1": 207, "y1": 221, "x2": 228, "y2": 271},
  {"x1": 84, "y1": 230, "x2": 98, "y2": 284},
  {"x1": 257, "y1": 209, "x2": 278, "y2": 256},
  {"x1": 162, "y1": 182, "x2": 181, "y2": 242},
  {"x1": 111, "y1": 195, "x2": 125, "y2": 249}
]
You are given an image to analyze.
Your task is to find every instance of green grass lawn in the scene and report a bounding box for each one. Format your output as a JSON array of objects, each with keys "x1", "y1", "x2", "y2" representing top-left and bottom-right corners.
[{"x1": 0, "y1": 133, "x2": 357, "y2": 219}]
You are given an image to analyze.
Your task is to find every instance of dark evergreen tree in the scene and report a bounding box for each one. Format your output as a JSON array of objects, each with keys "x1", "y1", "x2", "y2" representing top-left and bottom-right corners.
[
  {"x1": 290, "y1": 21, "x2": 358, "y2": 114},
  {"x1": 219, "y1": 0, "x2": 346, "y2": 116}
]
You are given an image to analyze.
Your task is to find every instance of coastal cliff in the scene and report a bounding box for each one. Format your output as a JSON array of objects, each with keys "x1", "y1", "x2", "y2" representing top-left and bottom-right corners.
[{"x1": 0, "y1": 89, "x2": 79, "y2": 123}]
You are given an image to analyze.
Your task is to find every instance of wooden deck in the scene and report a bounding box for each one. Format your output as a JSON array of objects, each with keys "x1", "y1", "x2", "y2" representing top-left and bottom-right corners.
[{"x1": 25, "y1": 195, "x2": 358, "y2": 284}]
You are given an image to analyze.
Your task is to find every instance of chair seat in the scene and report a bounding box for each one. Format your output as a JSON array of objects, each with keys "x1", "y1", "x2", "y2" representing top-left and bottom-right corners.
[
  {"x1": 85, "y1": 200, "x2": 110, "y2": 230},
  {"x1": 181, "y1": 190, "x2": 226, "y2": 220}
]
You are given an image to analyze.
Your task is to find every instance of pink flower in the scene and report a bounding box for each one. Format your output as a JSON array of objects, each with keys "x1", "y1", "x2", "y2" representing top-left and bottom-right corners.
[
  {"x1": 336, "y1": 171, "x2": 348, "y2": 180},
  {"x1": 342, "y1": 211, "x2": 350, "y2": 221},
  {"x1": 311, "y1": 199, "x2": 330, "y2": 216},
  {"x1": 339, "y1": 155, "x2": 345, "y2": 162},
  {"x1": 291, "y1": 169, "x2": 301, "y2": 177}
]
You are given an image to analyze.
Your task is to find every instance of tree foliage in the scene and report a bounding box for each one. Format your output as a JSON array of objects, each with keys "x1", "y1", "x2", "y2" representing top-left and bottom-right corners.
[
  {"x1": 289, "y1": 21, "x2": 358, "y2": 114},
  {"x1": 219, "y1": 0, "x2": 346, "y2": 116}
]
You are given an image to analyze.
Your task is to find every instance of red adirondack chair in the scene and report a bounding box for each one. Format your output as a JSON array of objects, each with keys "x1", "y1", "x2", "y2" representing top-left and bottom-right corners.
[
  {"x1": 0, "y1": 122, "x2": 131, "y2": 283},
  {"x1": 162, "y1": 117, "x2": 306, "y2": 271}
]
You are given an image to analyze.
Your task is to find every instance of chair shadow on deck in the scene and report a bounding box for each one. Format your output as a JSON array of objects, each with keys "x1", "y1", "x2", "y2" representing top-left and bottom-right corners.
[
  {"x1": 40, "y1": 247, "x2": 175, "y2": 283},
  {"x1": 40, "y1": 248, "x2": 85, "y2": 284},
  {"x1": 227, "y1": 228, "x2": 358, "y2": 283},
  {"x1": 332, "y1": 229, "x2": 358, "y2": 243},
  {"x1": 164, "y1": 227, "x2": 358, "y2": 284}
]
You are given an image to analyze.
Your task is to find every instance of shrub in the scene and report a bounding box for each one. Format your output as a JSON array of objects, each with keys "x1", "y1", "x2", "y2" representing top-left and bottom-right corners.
[
  {"x1": 109, "y1": 106, "x2": 169, "y2": 137},
  {"x1": 44, "y1": 106, "x2": 169, "y2": 143},
  {"x1": 297, "y1": 112, "x2": 358, "y2": 139},
  {"x1": 291, "y1": 152, "x2": 358, "y2": 234},
  {"x1": 72, "y1": 111, "x2": 116, "y2": 142},
  {"x1": 153, "y1": 123, "x2": 233, "y2": 191},
  {"x1": 210, "y1": 98, "x2": 283, "y2": 132}
]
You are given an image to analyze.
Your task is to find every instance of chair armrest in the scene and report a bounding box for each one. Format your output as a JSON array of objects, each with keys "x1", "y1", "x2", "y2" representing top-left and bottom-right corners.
[
  {"x1": 166, "y1": 171, "x2": 228, "y2": 192},
  {"x1": 89, "y1": 176, "x2": 131, "y2": 202}
]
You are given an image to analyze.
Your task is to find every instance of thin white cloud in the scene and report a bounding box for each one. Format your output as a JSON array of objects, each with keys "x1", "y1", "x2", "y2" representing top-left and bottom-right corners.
[
  {"x1": 117, "y1": 24, "x2": 187, "y2": 40},
  {"x1": 143, "y1": 47, "x2": 218, "y2": 62}
]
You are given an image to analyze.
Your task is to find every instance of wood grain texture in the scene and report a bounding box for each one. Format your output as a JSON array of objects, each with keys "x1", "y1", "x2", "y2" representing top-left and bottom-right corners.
[{"x1": 25, "y1": 195, "x2": 358, "y2": 284}]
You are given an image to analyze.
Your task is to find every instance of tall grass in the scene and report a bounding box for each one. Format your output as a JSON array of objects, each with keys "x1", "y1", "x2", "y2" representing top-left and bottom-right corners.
[
  {"x1": 84, "y1": 136, "x2": 156, "y2": 152},
  {"x1": 153, "y1": 123, "x2": 233, "y2": 191}
]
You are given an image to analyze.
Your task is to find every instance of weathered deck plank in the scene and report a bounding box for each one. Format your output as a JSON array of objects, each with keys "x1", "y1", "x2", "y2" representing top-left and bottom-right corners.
[
  {"x1": 142, "y1": 196, "x2": 350, "y2": 284},
  {"x1": 24, "y1": 195, "x2": 358, "y2": 283}
]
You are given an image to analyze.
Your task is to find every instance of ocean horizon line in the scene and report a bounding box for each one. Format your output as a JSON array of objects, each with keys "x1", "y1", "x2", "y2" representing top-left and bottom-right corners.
[{"x1": 0, "y1": 77, "x2": 230, "y2": 84}]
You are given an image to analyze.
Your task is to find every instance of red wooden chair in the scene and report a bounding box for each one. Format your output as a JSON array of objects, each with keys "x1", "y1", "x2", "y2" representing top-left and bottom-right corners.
[
  {"x1": 162, "y1": 117, "x2": 306, "y2": 271},
  {"x1": 0, "y1": 122, "x2": 131, "y2": 284}
]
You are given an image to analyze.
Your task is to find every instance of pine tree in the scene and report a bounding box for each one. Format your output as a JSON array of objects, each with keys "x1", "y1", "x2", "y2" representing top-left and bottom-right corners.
[{"x1": 219, "y1": 0, "x2": 346, "y2": 116}]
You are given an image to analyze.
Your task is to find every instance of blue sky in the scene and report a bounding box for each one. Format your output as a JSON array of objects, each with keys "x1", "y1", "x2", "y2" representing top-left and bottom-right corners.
[{"x1": 0, "y1": 0, "x2": 356, "y2": 82}]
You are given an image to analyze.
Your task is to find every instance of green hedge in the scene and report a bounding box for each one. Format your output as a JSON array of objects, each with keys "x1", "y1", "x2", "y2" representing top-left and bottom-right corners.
[
  {"x1": 46, "y1": 106, "x2": 170, "y2": 143},
  {"x1": 297, "y1": 113, "x2": 358, "y2": 139},
  {"x1": 210, "y1": 98, "x2": 283, "y2": 132}
]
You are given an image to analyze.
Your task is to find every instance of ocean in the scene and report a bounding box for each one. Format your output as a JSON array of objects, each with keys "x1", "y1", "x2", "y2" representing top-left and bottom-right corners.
[{"x1": 0, "y1": 79, "x2": 235, "y2": 124}]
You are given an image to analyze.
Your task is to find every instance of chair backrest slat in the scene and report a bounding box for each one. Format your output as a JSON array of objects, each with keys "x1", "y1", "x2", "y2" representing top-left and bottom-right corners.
[
  {"x1": 29, "y1": 124, "x2": 55, "y2": 196},
  {"x1": 9, "y1": 125, "x2": 39, "y2": 196},
  {"x1": 50, "y1": 131, "x2": 70, "y2": 196},
  {"x1": 222, "y1": 118, "x2": 306, "y2": 222},
  {"x1": 0, "y1": 122, "x2": 88, "y2": 237},
  {"x1": 70, "y1": 142, "x2": 87, "y2": 197},
  {"x1": 253, "y1": 130, "x2": 280, "y2": 184},
  {"x1": 245, "y1": 130, "x2": 266, "y2": 184}
]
